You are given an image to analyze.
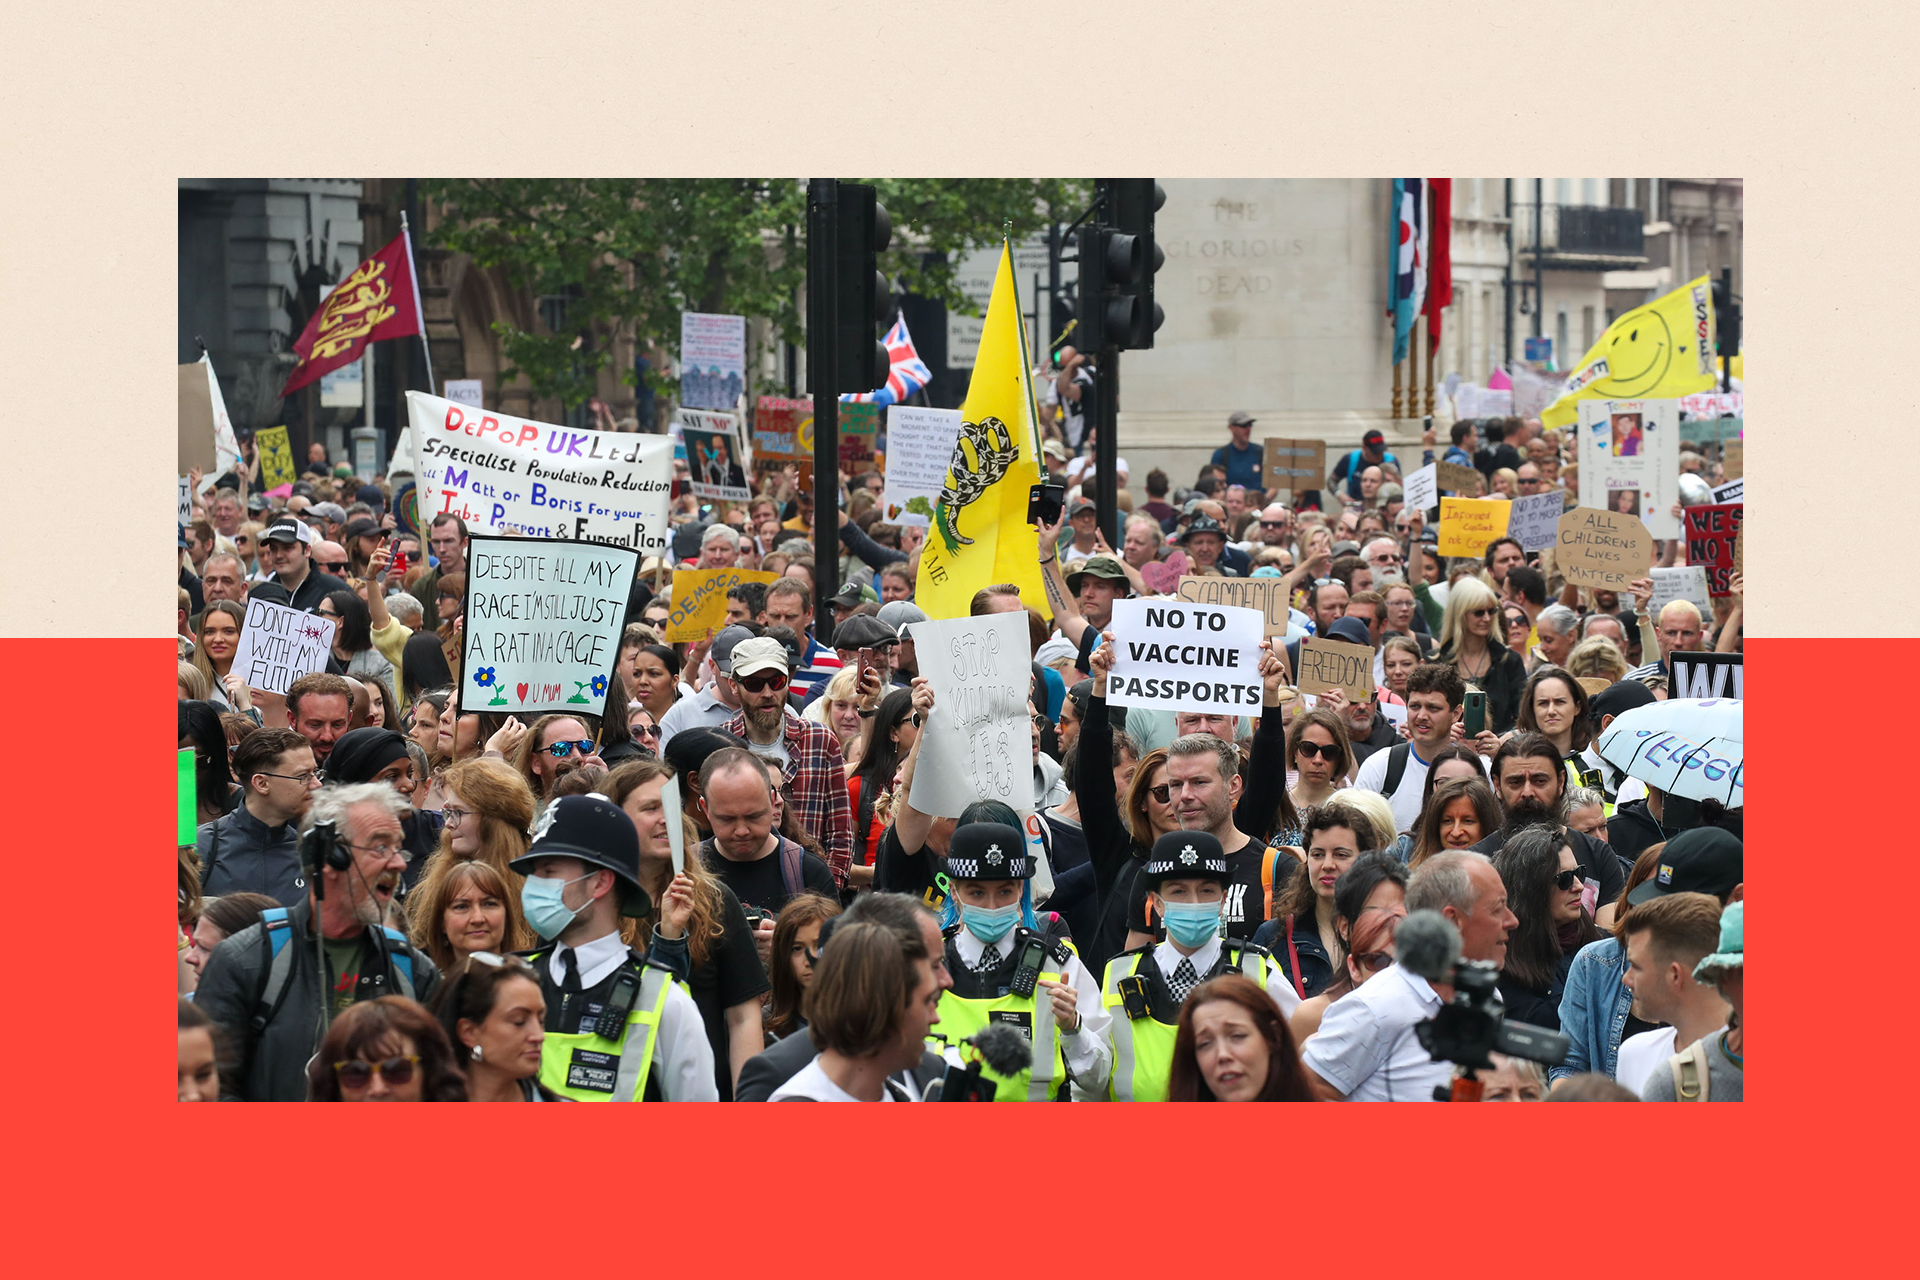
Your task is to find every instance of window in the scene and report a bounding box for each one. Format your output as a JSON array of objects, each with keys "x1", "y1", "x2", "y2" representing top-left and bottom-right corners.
[
  {"x1": 1625, "y1": 178, "x2": 1638, "y2": 212},
  {"x1": 1555, "y1": 178, "x2": 1571, "y2": 205},
  {"x1": 1556, "y1": 311, "x2": 1569, "y2": 365},
  {"x1": 1582, "y1": 306, "x2": 1595, "y2": 354},
  {"x1": 1583, "y1": 178, "x2": 1599, "y2": 206}
]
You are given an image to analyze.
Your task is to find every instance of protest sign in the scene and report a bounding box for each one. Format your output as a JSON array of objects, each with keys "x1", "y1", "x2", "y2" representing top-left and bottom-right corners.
[
  {"x1": 1435, "y1": 461, "x2": 1479, "y2": 494},
  {"x1": 678, "y1": 409, "x2": 751, "y2": 504},
  {"x1": 1506, "y1": 490, "x2": 1565, "y2": 551},
  {"x1": 906, "y1": 611, "x2": 1036, "y2": 818},
  {"x1": 406, "y1": 392, "x2": 673, "y2": 551},
  {"x1": 838, "y1": 401, "x2": 880, "y2": 472},
  {"x1": 1555, "y1": 506, "x2": 1655, "y2": 590},
  {"x1": 1650, "y1": 566, "x2": 1713, "y2": 617},
  {"x1": 1296, "y1": 638, "x2": 1376, "y2": 702},
  {"x1": 1438, "y1": 497, "x2": 1511, "y2": 557},
  {"x1": 1711, "y1": 478, "x2": 1743, "y2": 504},
  {"x1": 178, "y1": 362, "x2": 216, "y2": 474},
  {"x1": 1105, "y1": 598, "x2": 1265, "y2": 715},
  {"x1": 177, "y1": 748, "x2": 197, "y2": 847},
  {"x1": 459, "y1": 535, "x2": 640, "y2": 715},
  {"x1": 1669, "y1": 651, "x2": 1743, "y2": 701},
  {"x1": 1403, "y1": 463, "x2": 1438, "y2": 513},
  {"x1": 1683, "y1": 503, "x2": 1744, "y2": 596},
  {"x1": 443, "y1": 379, "x2": 483, "y2": 408},
  {"x1": 1265, "y1": 438, "x2": 1327, "y2": 498},
  {"x1": 664, "y1": 567, "x2": 776, "y2": 644},
  {"x1": 177, "y1": 478, "x2": 193, "y2": 527},
  {"x1": 680, "y1": 312, "x2": 746, "y2": 411},
  {"x1": 232, "y1": 598, "x2": 335, "y2": 696},
  {"x1": 881, "y1": 405, "x2": 963, "y2": 527},
  {"x1": 1176, "y1": 574, "x2": 1290, "y2": 636},
  {"x1": 752, "y1": 396, "x2": 814, "y2": 494},
  {"x1": 1576, "y1": 399, "x2": 1681, "y2": 539},
  {"x1": 256, "y1": 425, "x2": 297, "y2": 490}
]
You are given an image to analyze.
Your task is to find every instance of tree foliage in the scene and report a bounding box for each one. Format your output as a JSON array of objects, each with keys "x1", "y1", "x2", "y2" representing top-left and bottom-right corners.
[{"x1": 421, "y1": 178, "x2": 1089, "y2": 407}]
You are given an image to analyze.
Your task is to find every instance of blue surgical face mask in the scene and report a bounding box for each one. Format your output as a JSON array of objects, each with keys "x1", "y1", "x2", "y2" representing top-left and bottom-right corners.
[
  {"x1": 522, "y1": 873, "x2": 594, "y2": 941},
  {"x1": 1160, "y1": 897, "x2": 1223, "y2": 948},
  {"x1": 960, "y1": 901, "x2": 1022, "y2": 946}
]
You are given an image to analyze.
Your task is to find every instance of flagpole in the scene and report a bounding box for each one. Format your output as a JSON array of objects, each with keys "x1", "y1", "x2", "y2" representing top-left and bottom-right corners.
[{"x1": 401, "y1": 210, "x2": 436, "y2": 396}]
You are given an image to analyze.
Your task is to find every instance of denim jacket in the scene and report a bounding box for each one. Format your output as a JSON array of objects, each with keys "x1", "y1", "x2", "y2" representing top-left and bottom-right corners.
[{"x1": 1551, "y1": 936, "x2": 1632, "y2": 1083}]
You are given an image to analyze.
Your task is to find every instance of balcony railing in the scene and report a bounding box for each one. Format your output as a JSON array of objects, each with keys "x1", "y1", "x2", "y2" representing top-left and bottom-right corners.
[{"x1": 1513, "y1": 203, "x2": 1646, "y2": 263}]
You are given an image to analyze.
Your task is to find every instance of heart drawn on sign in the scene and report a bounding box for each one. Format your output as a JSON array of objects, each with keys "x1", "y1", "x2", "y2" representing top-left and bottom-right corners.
[{"x1": 516, "y1": 683, "x2": 530, "y2": 702}]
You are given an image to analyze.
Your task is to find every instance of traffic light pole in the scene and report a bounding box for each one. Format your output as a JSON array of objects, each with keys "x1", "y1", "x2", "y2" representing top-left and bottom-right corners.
[
  {"x1": 807, "y1": 178, "x2": 840, "y2": 647},
  {"x1": 1094, "y1": 346, "x2": 1120, "y2": 546}
]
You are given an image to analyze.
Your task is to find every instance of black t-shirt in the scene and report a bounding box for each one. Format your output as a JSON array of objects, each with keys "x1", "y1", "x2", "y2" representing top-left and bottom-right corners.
[
  {"x1": 700, "y1": 839, "x2": 837, "y2": 917},
  {"x1": 1475, "y1": 442, "x2": 1522, "y2": 479},
  {"x1": 686, "y1": 881, "x2": 773, "y2": 1101},
  {"x1": 1125, "y1": 837, "x2": 1273, "y2": 946},
  {"x1": 872, "y1": 822, "x2": 948, "y2": 915}
]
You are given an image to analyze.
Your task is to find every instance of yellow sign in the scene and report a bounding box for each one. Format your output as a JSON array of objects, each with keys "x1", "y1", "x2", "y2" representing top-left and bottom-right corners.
[
  {"x1": 256, "y1": 425, "x2": 297, "y2": 490},
  {"x1": 664, "y1": 568, "x2": 776, "y2": 643},
  {"x1": 1437, "y1": 497, "x2": 1511, "y2": 558}
]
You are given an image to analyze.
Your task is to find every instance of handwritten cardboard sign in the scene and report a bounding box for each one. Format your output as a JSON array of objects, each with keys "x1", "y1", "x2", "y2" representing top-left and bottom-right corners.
[
  {"x1": 665, "y1": 567, "x2": 777, "y2": 643},
  {"x1": 1506, "y1": 490, "x2": 1565, "y2": 552},
  {"x1": 233, "y1": 599, "x2": 336, "y2": 696},
  {"x1": 1435, "y1": 460, "x2": 1479, "y2": 494},
  {"x1": 459, "y1": 535, "x2": 641, "y2": 715},
  {"x1": 1265, "y1": 437, "x2": 1327, "y2": 497},
  {"x1": 1176, "y1": 574, "x2": 1290, "y2": 636},
  {"x1": 1683, "y1": 503, "x2": 1744, "y2": 596},
  {"x1": 1403, "y1": 463, "x2": 1439, "y2": 513},
  {"x1": 1106, "y1": 598, "x2": 1266, "y2": 715},
  {"x1": 1437, "y1": 497, "x2": 1512, "y2": 558},
  {"x1": 1649, "y1": 566, "x2": 1713, "y2": 617},
  {"x1": 256, "y1": 425, "x2": 298, "y2": 490},
  {"x1": 905, "y1": 611, "x2": 1036, "y2": 818},
  {"x1": 1554, "y1": 506, "x2": 1654, "y2": 590},
  {"x1": 1296, "y1": 637, "x2": 1376, "y2": 702}
]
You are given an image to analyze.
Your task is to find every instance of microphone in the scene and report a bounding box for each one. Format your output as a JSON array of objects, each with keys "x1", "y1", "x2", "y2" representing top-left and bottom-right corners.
[
  {"x1": 1395, "y1": 910, "x2": 1462, "y2": 984},
  {"x1": 935, "y1": 1024, "x2": 1035, "y2": 1101}
]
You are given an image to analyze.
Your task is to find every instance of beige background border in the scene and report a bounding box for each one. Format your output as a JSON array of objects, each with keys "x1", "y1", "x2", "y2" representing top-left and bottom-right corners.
[{"x1": 1, "y1": 6, "x2": 1913, "y2": 639}]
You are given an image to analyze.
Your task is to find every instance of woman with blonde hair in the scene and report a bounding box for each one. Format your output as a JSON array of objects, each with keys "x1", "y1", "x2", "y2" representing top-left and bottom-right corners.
[
  {"x1": 802, "y1": 664, "x2": 866, "y2": 765},
  {"x1": 1566, "y1": 634, "x2": 1629, "y2": 685},
  {"x1": 1434, "y1": 575, "x2": 1525, "y2": 734}
]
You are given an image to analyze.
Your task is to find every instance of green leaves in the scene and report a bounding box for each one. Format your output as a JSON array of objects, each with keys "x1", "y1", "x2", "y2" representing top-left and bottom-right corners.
[{"x1": 420, "y1": 178, "x2": 1089, "y2": 407}]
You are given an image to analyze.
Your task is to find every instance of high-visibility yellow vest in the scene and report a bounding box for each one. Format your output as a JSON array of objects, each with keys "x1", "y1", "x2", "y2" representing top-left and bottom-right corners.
[
  {"x1": 928, "y1": 927, "x2": 1077, "y2": 1102},
  {"x1": 1100, "y1": 941, "x2": 1273, "y2": 1102},
  {"x1": 525, "y1": 948, "x2": 676, "y2": 1102}
]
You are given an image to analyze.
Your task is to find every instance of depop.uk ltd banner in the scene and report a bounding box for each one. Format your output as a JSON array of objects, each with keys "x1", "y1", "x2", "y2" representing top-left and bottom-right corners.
[
  {"x1": 459, "y1": 535, "x2": 640, "y2": 716},
  {"x1": 406, "y1": 392, "x2": 673, "y2": 551}
]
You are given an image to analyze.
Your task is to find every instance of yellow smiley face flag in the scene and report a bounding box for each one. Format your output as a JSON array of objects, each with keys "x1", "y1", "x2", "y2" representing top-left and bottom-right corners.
[
  {"x1": 913, "y1": 242, "x2": 1046, "y2": 619},
  {"x1": 1541, "y1": 275, "x2": 1717, "y2": 429}
]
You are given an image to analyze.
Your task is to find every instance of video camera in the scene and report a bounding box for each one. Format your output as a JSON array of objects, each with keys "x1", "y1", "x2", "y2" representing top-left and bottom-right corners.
[{"x1": 1397, "y1": 910, "x2": 1571, "y2": 1100}]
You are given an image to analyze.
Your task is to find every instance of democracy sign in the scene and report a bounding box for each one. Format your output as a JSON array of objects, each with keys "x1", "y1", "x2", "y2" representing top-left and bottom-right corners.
[
  {"x1": 1176, "y1": 574, "x2": 1289, "y2": 636},
  {"x1": 1437, "y1": 497, "x2": 1511, "y2": 558},
  {"x1": 1683, "y1": 503, "x2": 1744, "y2": 596},
  {"x1": 752, "y1": 396, "x2": 814, "y2": 494},
  {"x1": 1669, "y1": 652, "x2": 1743, "y2": 701},
  {"x1": 1577, "y1": 398, "x2": 1681, "y2": 539},
  {"x1": 665, "y1": 567, "x2": 776, "y2": 644},
  {"x1": 232, "y1": 598, "x2": 335, "y2": 696},
  {"x1": 1555, "y1": 505, "x2": 1654, "y2": 590},
  {"x1": 1105, "y1": 598, "x2": 1265, "y2": 716},
  {"x1": 458, "y1": 535, "x2": 639, "y2": 716},
  {"x1": 678, "y1": 409, "x2": 751, "y2": 504},
  {"x1": 1296, "y1": 637, "x2": 1376, "y2": 702},
  {"x1": 881, "y1": 405, "x2": 963, "y2": 527},
  {"x1": 906, "y1": 610, "x2": 1036, "y2": 819},
  {"x1": 406, "y1": 392, "x2": 672, "y2": 552},
  {"x1": 1506, "y1": 490, "x2": 1564, "y2": 552}
]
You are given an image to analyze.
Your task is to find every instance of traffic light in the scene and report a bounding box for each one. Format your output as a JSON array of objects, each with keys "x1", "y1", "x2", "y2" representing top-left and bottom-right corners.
[
  {"x1": 834, "y1": 182, "x2": 892, "y2": 393},
  {"x1": 1078, "y1": 179, "x2": 1165, "y2": 352},
  {"x1": 1711, "y1": 269, "x2": 1740, "y2": 359}
]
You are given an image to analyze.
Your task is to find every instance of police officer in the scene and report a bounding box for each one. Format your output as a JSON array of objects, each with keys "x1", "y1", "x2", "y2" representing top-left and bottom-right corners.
[
  {"x1": 928, "y1": 813, "x2": 1112, "y2": 1101},
  {"x1": 510, "y1": 795, "x2": 718, "y2": 1101},
  {"x1": 1098, "y1": 830, "x2": 1300, "y2": 1102}
]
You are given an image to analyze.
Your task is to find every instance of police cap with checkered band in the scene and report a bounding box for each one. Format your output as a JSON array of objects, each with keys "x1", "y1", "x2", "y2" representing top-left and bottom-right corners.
[
  {"x1": 1139, "y1": 830, "x2": 1231, "y2": 889},
  {"x1": 943, "y1": 822, "x2": 1031, "y2": 881}
]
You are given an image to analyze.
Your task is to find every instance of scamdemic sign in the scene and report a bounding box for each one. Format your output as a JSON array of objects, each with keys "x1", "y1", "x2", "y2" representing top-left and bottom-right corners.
[{"x1": 1105, "y1": 599, "x2": 1266, "y2": 715}]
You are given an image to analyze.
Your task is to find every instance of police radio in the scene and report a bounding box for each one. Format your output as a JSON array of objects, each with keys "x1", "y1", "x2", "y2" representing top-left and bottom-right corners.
[{"x1": 1008, "y1": 939, "x2": 1049, "y2": 998}]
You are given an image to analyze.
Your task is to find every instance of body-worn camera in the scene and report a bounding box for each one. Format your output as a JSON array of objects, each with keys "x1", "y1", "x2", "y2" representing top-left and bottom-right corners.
[{"x1": 1414, "y1": 957, "x2": 1571, "y2": 1074}]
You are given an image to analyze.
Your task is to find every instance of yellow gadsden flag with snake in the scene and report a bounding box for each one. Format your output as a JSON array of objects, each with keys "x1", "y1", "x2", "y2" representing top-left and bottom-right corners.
[
  {"x1": 914, "y1": 242, "x2": 1046, "y2": 619},
  {"x1": 1540, "y1": 275, "x2": 1717, "y2": 429}
]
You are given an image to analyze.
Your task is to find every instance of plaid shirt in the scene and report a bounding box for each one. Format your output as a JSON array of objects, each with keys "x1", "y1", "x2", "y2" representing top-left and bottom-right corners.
[{"x1": 722, "y1": 708, "x2": 853, "y2": 888}]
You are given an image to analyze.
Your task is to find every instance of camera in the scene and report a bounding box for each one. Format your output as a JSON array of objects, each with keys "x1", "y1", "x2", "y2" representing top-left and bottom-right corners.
[{"x1": 1414, "y1": 956, "x2": 1571, "y2": 1083}]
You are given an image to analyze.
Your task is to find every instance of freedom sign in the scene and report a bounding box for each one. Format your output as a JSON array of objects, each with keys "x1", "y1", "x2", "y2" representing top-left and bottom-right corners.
[
  {"x1": 233, "y1": 599, "x2": 335, "y2": 696},
  {"x1": 459, "y1": 536, "x2": 640, "y2": 715},
  {"x1": 1105, "y1": 598, "x2": 1265, "y2": 715},
  {"x1": 406, "y1": 392, "x2": 673, "y2": 552}
]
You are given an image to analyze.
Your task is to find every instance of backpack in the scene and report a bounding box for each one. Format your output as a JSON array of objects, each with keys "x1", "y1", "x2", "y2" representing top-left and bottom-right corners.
[
  {"x1": 700, "y1": 836, "x2": 804, "y2": 901},
  {"x1": 1381, "y1": 742, "x2": 1415, "y2": 796},
  {"x1": 1668, "y1": 1038, "x2": 1712, "y2": 1102},
  {"x1": 252, "y1": 907, "x2": 415, "y2": 1033}
]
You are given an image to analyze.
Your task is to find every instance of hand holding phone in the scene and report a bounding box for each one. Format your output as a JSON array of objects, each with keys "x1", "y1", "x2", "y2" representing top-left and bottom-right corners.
[{"x1": 1463, "y1": 690, "x2": 1487, "y2": 737}]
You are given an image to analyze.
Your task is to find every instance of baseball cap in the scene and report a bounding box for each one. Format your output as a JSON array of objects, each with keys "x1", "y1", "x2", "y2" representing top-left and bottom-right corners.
[
  {"x1": 661, "y1": 726, "x2": 748, "y2": 781},
  {"x1": 355, "y1": 484, "x2": 386, "y2": 510},
  {"x1": 1363, "y1": 429, "x2": 1385, "y2": 447},
  {"x1": 828, "y1": 580, "x2": 869, "y2": 610},
  {"x1": 1625, "y1": 826, "x2": 1743, "y2": 906},
  {"x1": 1323, "y1": 617, "x2": 1374, "y2": 647},
  {"x1": 727, "y1": 636, "x2": 790, "y2": 679},
  {"x1": 1067, "y1": 497, "x2": 1097, "y2": 519},
  {"x1": 876, "y1": 601, "x2": 926, "y2": 632},
  {"x1": 710, "y1": 624, "x2": 755, "y2": 675},
  {"x1": 1228, "y1": 411, "x2": 1256, "y2": 428},
  {"x1": 1587, "y1": 678, "x2": 1656, "y2": 727},
  {"x1": 261, "y1": 516, "x2": 316, "y2": 546},
  {"x1": 332, "y1": 464, "x2": 356, "y2": 480},
  {"x1": 341, "y1": 517, "x2": 381, "y2": 542},
  {"x1": 310, "y1": 502, "x2": 347, "y2": 524}
]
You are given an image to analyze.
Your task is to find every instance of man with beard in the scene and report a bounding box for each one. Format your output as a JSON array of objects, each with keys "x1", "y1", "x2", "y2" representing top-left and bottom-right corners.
[
  {"x1": 515, "y1": 714, "x2": 606, "y2": 821},
  {"x1": 286, "y1": 673, "x2": 354, "y2": 767},
  {"x1": 193, "y1": 782, "x2": 441, "y2": 1100},
  {"x1": 719, "y1": 636, "x2": 853, "y2": 887},
  {"x1": 1470, "y1": 732, "x2": 1626, "y2": 908}
]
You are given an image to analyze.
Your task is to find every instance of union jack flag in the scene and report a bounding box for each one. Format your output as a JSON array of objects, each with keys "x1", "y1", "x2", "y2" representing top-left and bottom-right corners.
[{"x1": 841, "y1": 313, "x2": 933, "y2": 406}]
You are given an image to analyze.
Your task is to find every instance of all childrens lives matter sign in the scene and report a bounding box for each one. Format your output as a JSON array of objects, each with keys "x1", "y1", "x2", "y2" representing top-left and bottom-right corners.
[
  {"x1": 232, "y1": 599, "x2": 336, "y2": 695},
  {"x1": 907, "y1": 611, "x2": 1036, "y2": 818},
  {"x1": 1105, "y1": 598, "x2": 1266, "y2": 715},
  {"x1": 459, "y1": 535, "x2": 640, "y2": 716}
]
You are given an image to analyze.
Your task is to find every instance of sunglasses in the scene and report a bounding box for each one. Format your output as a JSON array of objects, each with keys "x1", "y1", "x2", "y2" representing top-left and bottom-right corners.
[
  {"x1": 319, "y1": 562, "x2": 349, "y2": 572},
  {"x1": 1147, "y1": 783, "x2": 1172, "y2": 804},
  {"x1": 631, "y1": 722, "x2": 660, "y2": 740},
  {"x1": 1553, "y1": 869, "x2": 1583, "y2": 892},
  {"x1": 1351, "y1": 952, "x2": 1394, "y2": 974},
  {"x1": 332, "y1": 1055, "x2": 419, "y2": 1090},
  {"x1": 1295, "y1": 741, "x2": 1343, "y2": 761},
  {"x1": 544, "y1": 740, "x2": 596, "y2": 758},
  {"x1": 1468, "y1": 608, "x2": 1497, "y2": 618},
  {"x1": 735, "y1": 671, "x2": 789, "y2": 693}
]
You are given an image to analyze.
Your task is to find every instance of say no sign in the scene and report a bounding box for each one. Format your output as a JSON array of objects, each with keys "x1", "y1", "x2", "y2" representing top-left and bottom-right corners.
[{"x1": 1106, "y1": 598, "x2": 1265, "y2": 715}]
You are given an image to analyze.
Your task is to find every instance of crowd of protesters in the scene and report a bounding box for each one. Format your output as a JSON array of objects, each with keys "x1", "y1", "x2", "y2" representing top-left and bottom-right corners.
[{"x1": 176, "y1": 403, "x2": 1742, "y2": 1102}]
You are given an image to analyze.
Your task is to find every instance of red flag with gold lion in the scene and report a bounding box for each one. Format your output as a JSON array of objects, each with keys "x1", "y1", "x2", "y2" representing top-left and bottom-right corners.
[{"x1": 280, "y1": 231, "x2": 425, "y2": 396}]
